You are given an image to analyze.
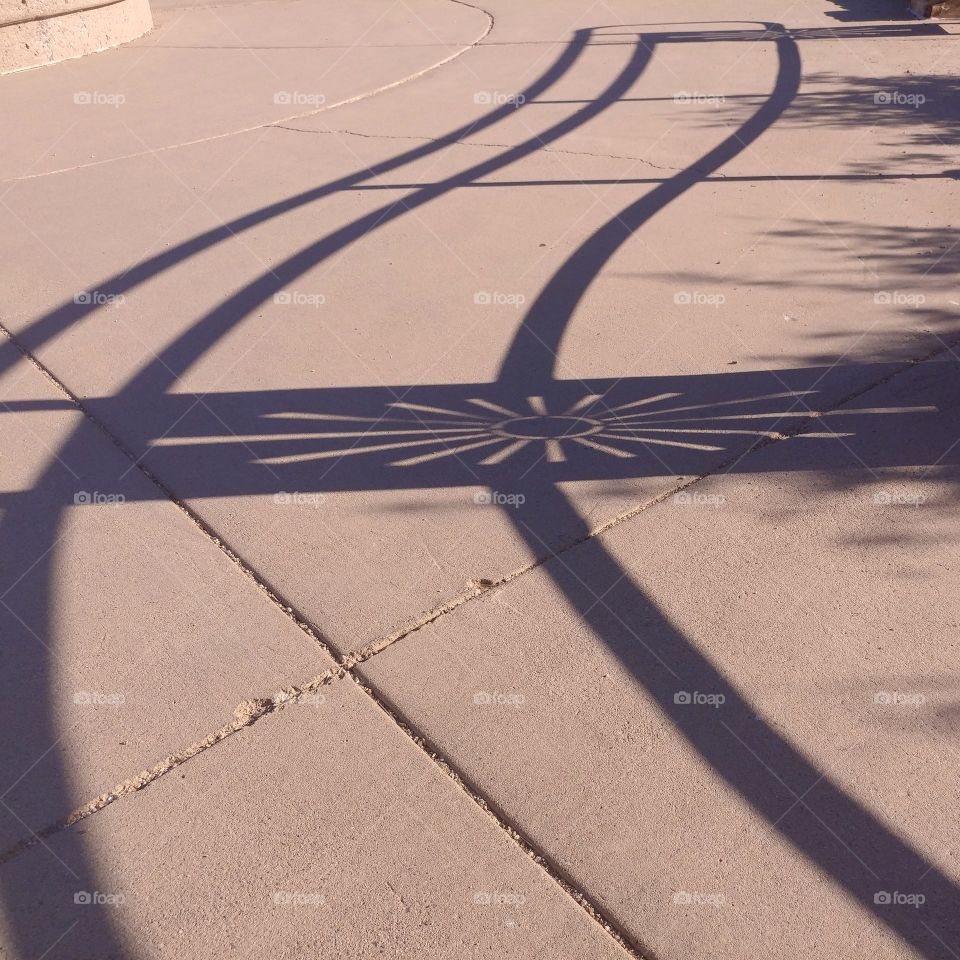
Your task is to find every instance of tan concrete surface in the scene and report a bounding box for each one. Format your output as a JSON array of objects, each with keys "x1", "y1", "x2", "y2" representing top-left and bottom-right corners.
[
  {"x1": 0, "y1": 352, "x2": 332, "y2": 852},
  {"x1": 0, "y1": 678, "x2": 628, "y2": 960},
  {"x1": 1, "y1": 2, "x2": 957, "y2": 657},
  {"x1": 1, "y1": 0, "x2": 958, "y2": 957},
  {"x1": 0, "y1": 0, "x2": 489, "y2": 177},
  {"x1": 360, "y1": 357, "x2": 960, "y2": 958},
  {"x1": 0, "y1": 0, "x2": 152, "y2": 76}
]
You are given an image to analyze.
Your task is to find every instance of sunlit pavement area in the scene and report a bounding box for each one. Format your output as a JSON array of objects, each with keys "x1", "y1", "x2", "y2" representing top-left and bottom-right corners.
[{"x1": 1, "y1": 0, "x2": 959, "y2": 956}]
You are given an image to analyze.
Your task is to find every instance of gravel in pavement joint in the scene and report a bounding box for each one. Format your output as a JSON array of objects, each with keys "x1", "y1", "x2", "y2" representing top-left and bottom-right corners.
[
  {"x1": 0, "y1": 672, "x2": 343, "y2": 866},
  {"x1": 1, "y1": 320, "x2": 954, "y2": 955},
  {"x1": 1, "y1": 322, "x2": 956, "y2": 847}
]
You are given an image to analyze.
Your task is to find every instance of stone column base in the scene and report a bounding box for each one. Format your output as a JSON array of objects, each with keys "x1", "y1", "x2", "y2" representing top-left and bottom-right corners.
[
  {"x1": 1, "y1": 0, "x2": 152, "y2": 74},
  {"x1": 909, "y1": 0, "x2": 960, "y2": 17}
]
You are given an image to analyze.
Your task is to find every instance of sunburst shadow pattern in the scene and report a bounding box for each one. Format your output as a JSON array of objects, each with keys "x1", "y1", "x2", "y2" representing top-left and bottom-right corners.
[
  {"x1": 235, "y1": 389, "x2": 860, "y2": 468},
  {"x1": 40, "y1": 365, "x2": 939, "y2": 499}
]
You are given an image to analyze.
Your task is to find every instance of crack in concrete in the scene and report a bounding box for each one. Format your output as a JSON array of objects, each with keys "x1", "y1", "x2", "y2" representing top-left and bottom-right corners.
[
  {"x1": 0, "y1": 324, "x2": 960, "y2": 936},
  {"x1": 0, "y1": 0, "x2": 495, "y2": 184},
  {"x1": 0, "y1": 327, "x2": 653, "y2": 956},
  {"x1": 0, "y1": 692, "x2": 281, "y2": 867},
  {"x1": 1, "y1": 6, "x2": 952, "y2": 939},
  {"x1": 0, "y1": 670, "x2": 356, "y2": 869},
  {"x1": 271, "y1": 124, "x2": 685, "y2": 171},
  {"x1": 1, "y1": 317, "x2": 956, "y2": 957}
]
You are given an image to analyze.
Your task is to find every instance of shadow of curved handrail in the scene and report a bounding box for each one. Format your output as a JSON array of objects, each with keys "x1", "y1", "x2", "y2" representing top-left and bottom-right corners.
[
  {"x1": 2, "y1": 17, "x2": 958, "y2": 960},
  {"x1": 0, "y1": 27, "x2": 589, "y2": 381},
  {"x1": 499, "y1": 23, "x2": 800, "y2": 382},
  {"x1": 0, "y1": 23, "x2": 654, "y2": 959},
  {"x1": 509, "y1": 479, "x2": 960, "y2": 957},
  {"x1": 119, "y1": 37, "x2": 655, "y2": 400},
  {"x1": 493, "y1": 21, "x2": 960, "y2": 958}
]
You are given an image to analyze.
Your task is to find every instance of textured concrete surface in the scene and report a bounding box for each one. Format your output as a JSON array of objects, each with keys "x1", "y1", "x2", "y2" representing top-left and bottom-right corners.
[
  {"x1": 0, "y1": 0, "x2": 152, "y2": 75},
  {"x1": 0, "y1": 679, "x2": 628, "y2": 959},
  {"x1": 0, "y1": 348, "x2": 331, "y2": 853},
  {"x1": 1, "y1": 0, "x2": 958, "y2": 957},
  {"x1": 362, "y1": 356, "x2": 960, "y2": 958},
  {"x1": 0, "y1": 0, "x2": 488, "y2": 175}
]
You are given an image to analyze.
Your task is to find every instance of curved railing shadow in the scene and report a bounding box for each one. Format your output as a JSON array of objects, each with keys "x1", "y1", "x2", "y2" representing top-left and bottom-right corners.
[
  {"x1": 0, "y1": 26, "x2": 591, "y2": 380},
  {"x1": 2, "y1": 17, "x2": 958, "y2": 959},
  {"x1": 495, "y1": 23, "x2": 960, "y2": 956},
  {"x1": 0, "y1": 23, "x2": 653, "y2": 958}
]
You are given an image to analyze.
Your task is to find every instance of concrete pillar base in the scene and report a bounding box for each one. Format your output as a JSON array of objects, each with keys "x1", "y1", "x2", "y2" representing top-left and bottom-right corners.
[
  {"x1": 910, "y1": 0, "x2": 960, "y2": 17},
  {"x1": 1, "y1": 0, "x2": 152, "y2": 74}
]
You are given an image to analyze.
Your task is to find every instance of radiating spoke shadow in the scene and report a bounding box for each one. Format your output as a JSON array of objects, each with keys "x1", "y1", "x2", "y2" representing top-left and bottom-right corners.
[
  {"x1": 18, "y1": 364, "x2": 948, "y2": 499},
  {"x1": 1, "y1": 16, "x2": 958, "y2": 960}
]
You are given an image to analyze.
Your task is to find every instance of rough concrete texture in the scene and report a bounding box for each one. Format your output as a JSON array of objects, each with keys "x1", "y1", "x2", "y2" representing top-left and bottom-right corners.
[
  {"x1": 0, "y1": 0, "x2": 489, "y2": 175},
  {"x1": 1, "y1": 0, "x2": 958, "y2": 957},
  {"x1": 911, "y1": 0, "x2": 960, "y2": 17},
  {"x1": 0, "y1": 679, "x2": 630, "y2": 959},
  {"x1": 362, "y1": 355, "x2": 960, "y2": 958},
  {"x1": 0, "y1": 0, "x2": 152, "y2": 75},
  {"x1": 0, "y1": 347, "x2": 333, "y2": 853}
]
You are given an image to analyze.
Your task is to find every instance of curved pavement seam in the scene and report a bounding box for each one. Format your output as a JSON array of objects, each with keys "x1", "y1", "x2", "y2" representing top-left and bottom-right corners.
[{"x1": 0, "y1": 0, "x2": 495, "y2": 184}]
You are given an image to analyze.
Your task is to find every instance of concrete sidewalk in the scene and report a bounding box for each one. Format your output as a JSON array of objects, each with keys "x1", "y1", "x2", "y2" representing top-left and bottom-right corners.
[{"x1": 1, "y1": 0, "x2": 958, "y2": 957}]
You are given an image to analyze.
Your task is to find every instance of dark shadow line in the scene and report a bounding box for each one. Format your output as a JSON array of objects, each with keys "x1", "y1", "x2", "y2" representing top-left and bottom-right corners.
[
  {"x1": 142, "y1": 41, "x2": 613, "y2": 49},
  {"x1": 2, "y1": 18, "x2": 956, "y2": 960},
  {"x1": 531, "y1": 94, "x2": 784, "y2": 103},
  {"x1": 148, "y1": 21, "x2": 952, "y2": 48},
  {"x1": 0, "y1": 29, "x2": 589, "y2": 381},
  {"x1": 0, "y1": 24, "x2": 600, "y2": 960},
  {"x1": 0, "y1": 451, "x2": 129, "y2": 957},
  {"x1": 600, "y1": 22, "x2": 951, "y2": 41},
  {"x1": 508, "y1": 483, "x2": 960, "y2": 960},
  {"x1": 6, "y1": 18, "x2": 947, "y2": 387},
  {"x1": 117, "y1": 37, "x2": 656, "y2": 400},
  {"x1": 0, "y1": 26, "x2": 649, "y2": 960},
  {"x1": 492, "y1": 19, "x2": 960, "y2": 958},
  {"x1": 497, "y1": 25, "x2": 801, "y2": 382},
  {"x1": 336, "y1": 170, "x2": 960, "y2": 188}
]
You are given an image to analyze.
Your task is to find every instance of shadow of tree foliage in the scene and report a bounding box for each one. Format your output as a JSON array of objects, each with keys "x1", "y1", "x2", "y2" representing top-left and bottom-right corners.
[
  {"x1": 644, "y1": 216, "x2": 960, "y2": 367},
  {"x1": 786, "y1": 71, "x2": 960, "y2": 152}
]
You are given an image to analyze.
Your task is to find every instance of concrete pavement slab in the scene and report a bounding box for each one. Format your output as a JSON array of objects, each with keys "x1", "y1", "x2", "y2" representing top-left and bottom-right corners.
[
  {"x1": 359, "y1": 356, "x2": 960, "y2": 959},
  {"x1": 0, "y1": 676, "x2": 630, "y2": 960},
  {"x1": 1, "y1": 71, "x2": 955, "y2": 659},
  {"x1": 0, "y1": 0, "x2": 490, "y2": 180},
  {"x1": 2, "y1": 1, "x2": 958, "y2": 955},
  {"x1": 285, "y1": 3, "x2": 959, "y2": 177},
  {"x1": 0, "y1": 352, "x2": 331, "y2": 853}
]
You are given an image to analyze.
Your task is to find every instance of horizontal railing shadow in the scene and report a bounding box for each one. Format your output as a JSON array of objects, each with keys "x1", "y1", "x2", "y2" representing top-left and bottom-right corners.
[{"x1": 0, "y1": 363, "x2": 945, "y2": 501}]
